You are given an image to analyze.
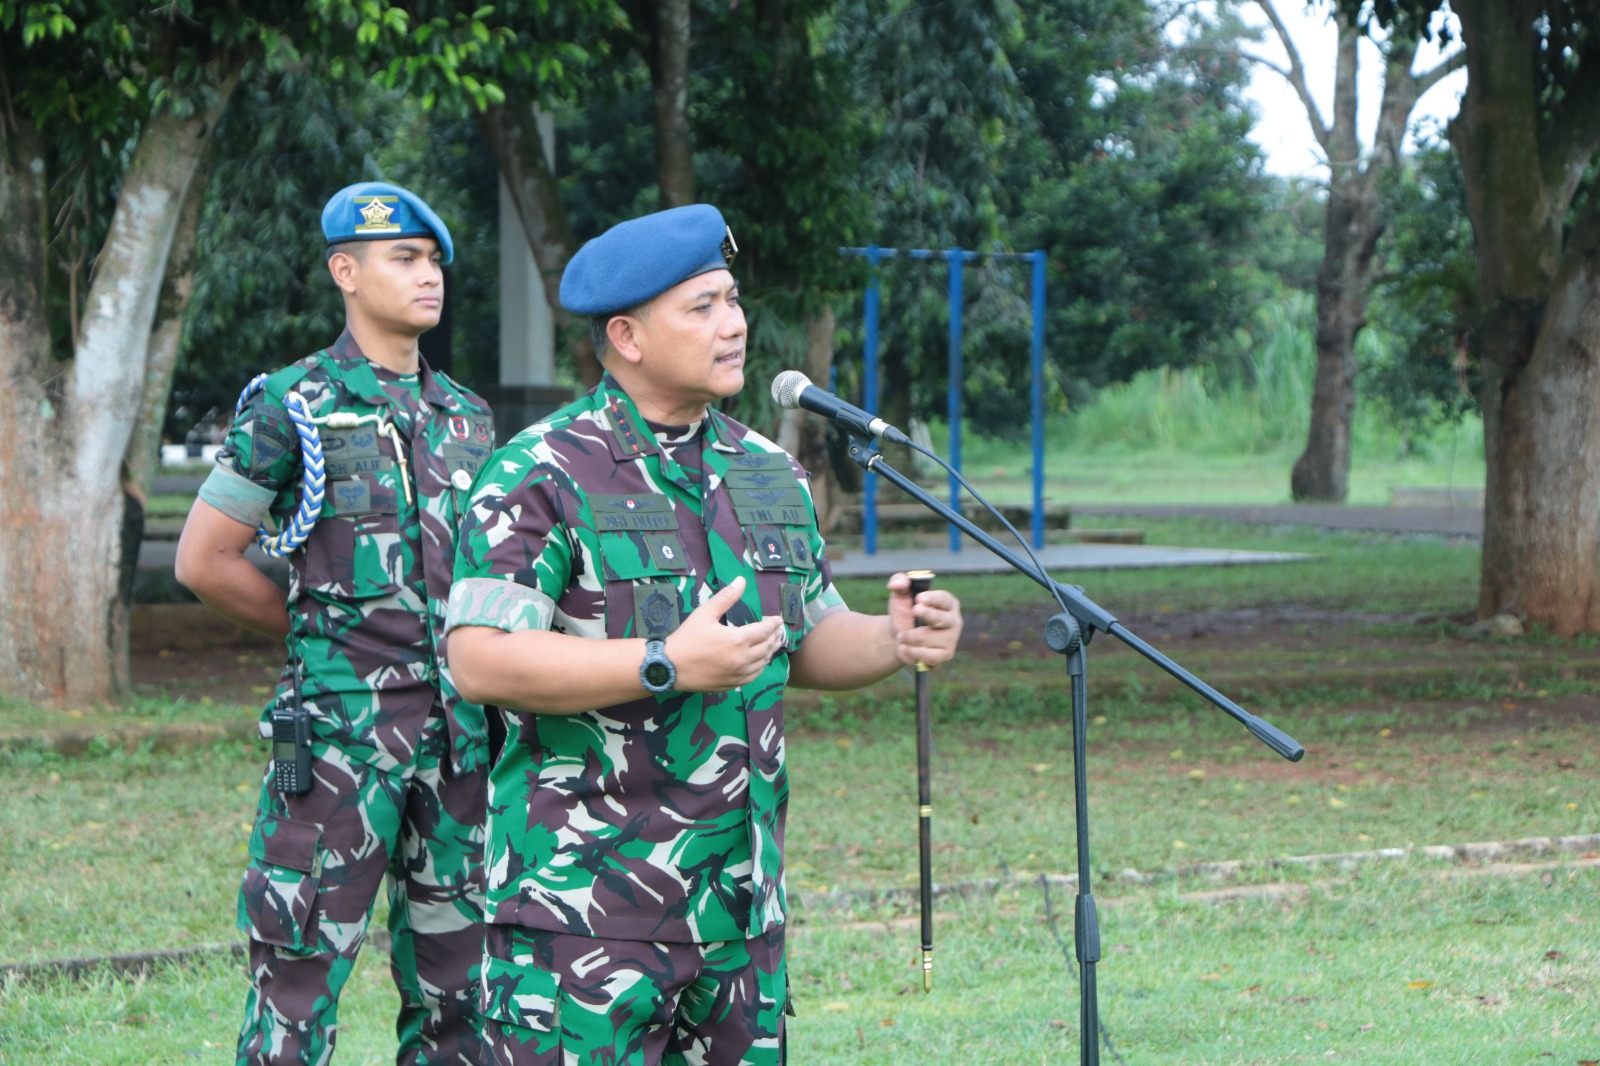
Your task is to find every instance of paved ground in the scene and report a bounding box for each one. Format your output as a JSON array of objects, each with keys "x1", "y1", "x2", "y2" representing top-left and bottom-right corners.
[
  {"x1": 767, "y1": 502, "x2": 1483, "y2": 579},
  {"x1": 828, "y1": 541, "x2": 1311, "y2": 578}
]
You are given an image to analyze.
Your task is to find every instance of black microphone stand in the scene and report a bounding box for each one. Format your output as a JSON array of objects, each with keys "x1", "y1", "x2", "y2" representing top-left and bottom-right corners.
[{"x1": 839, "y1": 432, "x2": 1303, "y2": 1066}]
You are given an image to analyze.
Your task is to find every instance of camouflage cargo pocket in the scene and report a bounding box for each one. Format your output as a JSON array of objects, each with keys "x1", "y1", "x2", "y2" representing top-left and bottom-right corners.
[
  {"x1": 238, "y1": 813, "x2": 323, "y2": 953},
  {"x1": 301, "y1": 476, "x2": 402, "y2": 599},
  {"x1": 480, "y1": 953, "x2": 562, "y2": 1057},
  {"x1": 596, "y1": 531, "x2": 688, "y2": 640}
]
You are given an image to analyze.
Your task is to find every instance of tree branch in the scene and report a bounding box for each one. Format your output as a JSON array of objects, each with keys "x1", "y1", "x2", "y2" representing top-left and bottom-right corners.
[
  {"x1": 1538, "y1": 54, "x2": 1600, "y2": 218},
  {"x1": 1252, "y1": 0, "x2": 1331, "y2": 152},
  {"x1": 1413, "y1": 48, "x2": 1466, "y2": 98}
]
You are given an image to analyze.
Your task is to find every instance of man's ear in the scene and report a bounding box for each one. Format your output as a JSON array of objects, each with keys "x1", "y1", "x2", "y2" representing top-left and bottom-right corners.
[
  {"x1": 327, "y1": 251, "x2": 360, "y2": 295},
  {"x1": 606, "y1": 315, "x2": 645, "y2": 366}
]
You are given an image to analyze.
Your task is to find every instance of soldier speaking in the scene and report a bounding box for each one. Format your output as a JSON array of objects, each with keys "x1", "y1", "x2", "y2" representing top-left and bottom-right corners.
[
  {"x1": 175, "y1": 181, "x2": 494, "y2": 1064},
  {"x1": 445, "y1": 203, "x2": 964, "y2": 1064}
]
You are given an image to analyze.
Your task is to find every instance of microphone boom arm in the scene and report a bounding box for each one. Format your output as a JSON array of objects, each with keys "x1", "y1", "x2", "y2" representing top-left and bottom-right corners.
[{"x1": 840, "y1": 434, "x2": 1304, "y2": 763}]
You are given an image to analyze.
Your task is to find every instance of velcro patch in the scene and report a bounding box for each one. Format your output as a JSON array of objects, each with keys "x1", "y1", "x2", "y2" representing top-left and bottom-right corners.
[
  {"x1": 750, "y1": 525, "x2": 792, "y2": 570},
  {"x1": 632, "y1": 583, "x2": 681, "y2": 640},
  {"x1": 725, "y1": 468, "x2": 798, "y2": 490},
  {"x1": 643, "y1": 534, "x2": 689, "y2": 571},
  {"x1": 732, "y1": 501, "x2": 810, "y2": 527},
  {"x1": 729, "y1": 486, "x2": 806, "y2": 511},
  {"x1": 324, "y1": 456, "x2": 393, "y2": 480},
  {"x1": 592, "y1": 493, "x2": 679, "y2": 532},
  {"x1": 327, "y1": 478, "x2": 373, "y2": 515},
  {"x1": 726, "y1": 451, "x2": 791, "y2": 471},
  {"x1": 781, "y1": 583, "x2": 804, "y2": 633},
  {"x1": 784, "y1": 530, "x2": 815, "y2": 571},
  {"x1": 321, "y1": 428, "x2": 384, "y2": 460}
]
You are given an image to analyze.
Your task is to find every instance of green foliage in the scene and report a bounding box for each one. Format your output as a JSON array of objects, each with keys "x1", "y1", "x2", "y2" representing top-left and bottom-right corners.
[
  {"x1": 1009, "y1": 0, "x2": 1274, "y2": 401},
  {"x1": 1364, "y1": 144, "x2": 1479, "y2": 440},
  {"x1": 824, "y1": 0, "x2": 1030, "y2": 430},
  {"x1": 553, "y1": 0, "x2": 873, "y2": 426},
  {"x1": 170, "y1": 79, "x2": 505, "y2": 438}
]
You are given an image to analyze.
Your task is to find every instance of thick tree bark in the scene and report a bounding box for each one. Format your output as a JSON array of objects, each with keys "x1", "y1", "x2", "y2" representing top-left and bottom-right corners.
[
  {"x1": 1451, "y1": 0, "x2": 1600, "y2": 633},
  {"x1": 478, "y1": 100, "x2": 602, "y2": 389},
  {"x1": 0, "y1": 98, "x2": 227, "y2": 706},
  {"x1": 653, "y1": 0, "x2": 695, "y2": 208}
]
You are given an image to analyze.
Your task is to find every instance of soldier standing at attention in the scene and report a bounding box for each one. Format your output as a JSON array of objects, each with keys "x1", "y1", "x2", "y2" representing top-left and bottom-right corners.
[
  {"x1": 175, "y1": 182, "x2": 495, "y2": 1065},
  {"x1": 444, "y1": 204, "x2": 964, "y2": 1065}
]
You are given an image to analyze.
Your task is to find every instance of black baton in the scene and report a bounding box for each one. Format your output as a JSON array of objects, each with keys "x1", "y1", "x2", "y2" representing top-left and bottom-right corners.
[{"x1": 907, "y1": 569, "x2": 936, "y2": 992}]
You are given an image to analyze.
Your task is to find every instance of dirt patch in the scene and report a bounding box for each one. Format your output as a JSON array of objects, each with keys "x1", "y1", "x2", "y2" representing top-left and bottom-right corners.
[{"x1": 132, "y1": 644, "x2": 282, "y2": 708}]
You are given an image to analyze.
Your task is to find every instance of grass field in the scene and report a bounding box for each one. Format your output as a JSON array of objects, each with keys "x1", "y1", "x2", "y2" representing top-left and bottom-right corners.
[
  {"x1": 9, "y1": 346, "x2": 1598, "y2": 1063},
  {"x1": 4, "y1": 862, "x2": 1596, "y2": 1064}
]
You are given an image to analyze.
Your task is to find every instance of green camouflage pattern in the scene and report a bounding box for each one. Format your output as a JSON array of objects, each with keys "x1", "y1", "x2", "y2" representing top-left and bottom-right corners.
[
  {"x1": 237, "y1": 720, "x2": 487, "y2": 1065},
  {"x1": 202, "y1": 330, "x2": 495, "y2": 1064},
  {"x1": 447, "y1": 375, "x2": 846, "y2": 945},
  {"x1": 479, "y1": 924, "x2": 787, "y2": 1065},
  {"x1": 205, "y1": 328, "x2": 495, "y2": 774}
]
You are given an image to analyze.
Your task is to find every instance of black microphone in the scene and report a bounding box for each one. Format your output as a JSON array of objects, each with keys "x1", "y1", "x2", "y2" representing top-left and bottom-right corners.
[{"x1": 770, "y1": 371, "x2": 911, "y2": 444}]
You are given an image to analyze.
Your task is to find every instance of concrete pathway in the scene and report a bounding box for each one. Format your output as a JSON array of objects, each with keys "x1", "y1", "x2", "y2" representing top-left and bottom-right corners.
[{"x1": 827, "y1": 541, "x2": 1310, "y2": 579}]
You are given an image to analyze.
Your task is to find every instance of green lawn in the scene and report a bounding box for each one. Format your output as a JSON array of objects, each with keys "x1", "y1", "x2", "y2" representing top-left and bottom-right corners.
[
  {"x1": 9, "y1": 479, "x2": 1600, "y2": 1063},
  {"x1": 5, "y1": 865, "x2": 1595, "y2": 1065}
]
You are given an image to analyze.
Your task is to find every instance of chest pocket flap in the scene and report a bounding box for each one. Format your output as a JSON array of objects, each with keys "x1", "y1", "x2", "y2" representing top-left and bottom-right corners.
[{"x1": 597, "y1": 530, "x2": 690, "y2": 580}]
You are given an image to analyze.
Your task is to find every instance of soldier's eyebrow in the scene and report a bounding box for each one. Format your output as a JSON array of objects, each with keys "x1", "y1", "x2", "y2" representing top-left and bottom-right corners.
[{"x1": 689, "y1": 280, "x2": 739, "y2": 303}]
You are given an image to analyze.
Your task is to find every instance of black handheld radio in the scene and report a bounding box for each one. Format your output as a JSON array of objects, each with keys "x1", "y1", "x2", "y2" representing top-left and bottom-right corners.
[{"x1": 271, "y1": 660, "x2": 313, "y2": 794}]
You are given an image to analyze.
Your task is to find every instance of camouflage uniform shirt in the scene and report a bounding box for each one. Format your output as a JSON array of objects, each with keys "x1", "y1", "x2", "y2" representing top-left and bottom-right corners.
[
  {"x1": 447, "y1": 376, "x2": 846, "y2": 944},
  {"x1": 199, "y1": 329, "x2": 496, "y2": 773}
]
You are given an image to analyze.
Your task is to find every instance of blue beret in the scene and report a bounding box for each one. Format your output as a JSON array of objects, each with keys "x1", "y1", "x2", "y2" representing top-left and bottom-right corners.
[
  {"x1": 321, "y1": 181, "x2": 454, "y2": 265},
  {"x1": 560, "y1": 204, "x2": 737, "y2": 316}
]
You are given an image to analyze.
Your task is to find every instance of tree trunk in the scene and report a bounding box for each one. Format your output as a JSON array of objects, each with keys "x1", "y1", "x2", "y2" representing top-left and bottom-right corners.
[
  {"x1": 778, "y1": 307, "x2": 846, "y2": 532},
  {"x1": 653, "y1": 0, "x2": 695, "y2": 208},
  {"x1": 0, "y1": 98, "x2": 227, "y2": 706},
  {"x1": 1471, "y1": 260, "x2": 1600, "y2": 634},
  {"x1": 478, "y1": 101, "x2": 602, "y2": 389},
  {"x1": 1451, "y1": 0, "x2": 1600, "y2": 633},
  {"x1": 126, "y1": 144, "x2": 214, "y2": 497},
  {"x1": 1292, "y1": 187, "x2": 1379, "y2": 501},
  {"x1": 1271, "y1": 6, "x2": 1426, "y2": 502}
]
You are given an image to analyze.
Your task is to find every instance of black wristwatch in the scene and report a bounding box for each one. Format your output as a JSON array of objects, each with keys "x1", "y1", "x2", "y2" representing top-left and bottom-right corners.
[{"x1": 640, "y1": 638, "x2": 677, "y2": 694}]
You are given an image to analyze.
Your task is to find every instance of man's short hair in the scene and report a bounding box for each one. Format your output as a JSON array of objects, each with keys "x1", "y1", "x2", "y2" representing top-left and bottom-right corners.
[
  {"x1": 589, "y1": 301, "x2": 653, "y2": 362},
  {"x1": 326, "y1": 241, "x2": 368, "y2": 263}
]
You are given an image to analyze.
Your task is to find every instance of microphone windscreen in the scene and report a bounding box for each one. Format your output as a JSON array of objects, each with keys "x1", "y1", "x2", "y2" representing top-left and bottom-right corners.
[{"x1": 771, "y1": 370, "x2": 811, "y2": 409}]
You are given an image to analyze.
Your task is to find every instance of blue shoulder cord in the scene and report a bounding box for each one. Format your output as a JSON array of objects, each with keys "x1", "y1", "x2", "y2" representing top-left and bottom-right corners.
[
  {"x1": 234, "y1": 374, "x2": 326, "y2": 557},
  {"x1": 233, "y1": 374, "x2": 415, "y2": 558}
]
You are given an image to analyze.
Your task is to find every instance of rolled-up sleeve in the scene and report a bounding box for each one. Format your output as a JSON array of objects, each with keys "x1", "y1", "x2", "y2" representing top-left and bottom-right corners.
[
  {"x1": 447, "y1": 458, "x2": 573, "y2": 635},
  {"x1": 196, "y1": 465, "x2": 278, "y2": 529}
]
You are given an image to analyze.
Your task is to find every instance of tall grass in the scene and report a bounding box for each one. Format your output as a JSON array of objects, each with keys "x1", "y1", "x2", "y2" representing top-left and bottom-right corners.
[
  {"x1": 1061, "y1": 296, "x2": 1317, "y2": 456},
  {"x1": 946, "y1": 292, "x2": 1486, "y2": 505}
]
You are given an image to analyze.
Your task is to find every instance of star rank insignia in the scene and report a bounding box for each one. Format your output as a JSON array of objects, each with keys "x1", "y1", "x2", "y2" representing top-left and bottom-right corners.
[{"x1": 354, "y1": 195, "x2": 400, "y2": 234}]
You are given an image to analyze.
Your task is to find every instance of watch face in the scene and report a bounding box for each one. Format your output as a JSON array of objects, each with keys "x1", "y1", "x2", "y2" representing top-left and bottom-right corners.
[{"x1": 644, "y1": 661, "x2": 672, "y2": 688}]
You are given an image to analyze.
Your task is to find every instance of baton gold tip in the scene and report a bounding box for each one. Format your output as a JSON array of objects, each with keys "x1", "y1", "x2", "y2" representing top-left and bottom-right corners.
[{"x1": 922, "y1": 950, "x2": 933, "y2": 993}]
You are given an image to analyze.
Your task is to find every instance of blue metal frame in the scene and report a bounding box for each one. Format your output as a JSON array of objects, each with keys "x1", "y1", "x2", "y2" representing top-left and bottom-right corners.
[{"x1": 839, "y1": 246, "x2": 1048, "y2": 554}]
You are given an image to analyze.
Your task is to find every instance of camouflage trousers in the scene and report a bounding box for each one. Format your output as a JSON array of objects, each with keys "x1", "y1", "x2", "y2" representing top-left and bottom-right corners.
[
  {"x1": 479, "y1": 923, "x2": 789, "y2": 1066},
  {"x1": 236, "y1": 717, "x2": 487, "y2": 1065}
]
